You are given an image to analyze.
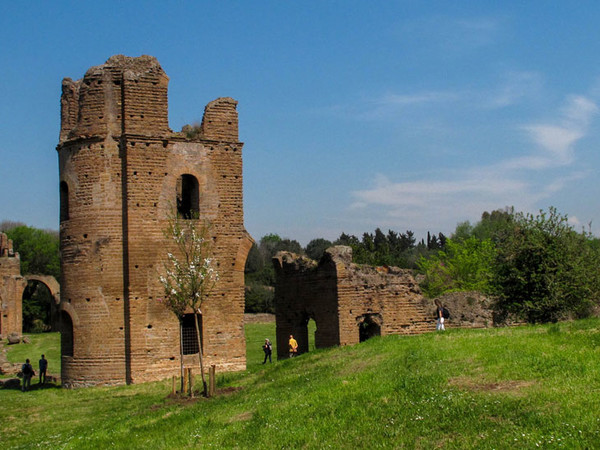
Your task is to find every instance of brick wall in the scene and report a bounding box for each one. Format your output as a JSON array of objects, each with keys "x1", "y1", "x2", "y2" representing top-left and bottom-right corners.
[{"x1": 0, "y1": 233, "x2": 25, "y2": 338}]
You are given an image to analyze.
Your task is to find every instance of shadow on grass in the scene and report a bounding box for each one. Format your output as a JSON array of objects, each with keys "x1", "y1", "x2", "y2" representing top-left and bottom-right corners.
[{"x1": 0, "y1": 379, "x2": 61, "y2": 391}]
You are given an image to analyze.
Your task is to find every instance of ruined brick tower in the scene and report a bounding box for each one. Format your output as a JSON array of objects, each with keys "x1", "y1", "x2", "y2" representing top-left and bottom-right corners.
[{"x1": 57, "y1": 55, "x2": 253, "y2": 387}]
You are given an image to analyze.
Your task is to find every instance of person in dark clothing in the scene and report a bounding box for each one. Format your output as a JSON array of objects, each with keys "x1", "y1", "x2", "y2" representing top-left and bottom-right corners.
[
  {"x1": 39, "y1": 354, "x2": 48, "y2": 384},
  {"x1": 262, "y1": 338, "x2": 272, "y2": 364},
  {"x1": 21, "y1": 359, "x2": 34, "y2": 391},
  {"x1": 434, "y1": 299, "x2": 445, "y2": 331}
]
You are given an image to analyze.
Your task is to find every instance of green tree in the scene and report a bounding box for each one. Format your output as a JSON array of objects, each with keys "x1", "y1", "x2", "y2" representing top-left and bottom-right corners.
[
  {"x1": 305, "y1": 238, "x2": 333, "y2": 260},
  {"x1": 493, "y1": 207, "x2": 600, "y2": 322},
  {"x1": 159, "y1": 213, "x2": 218, "y2": 396},
  {"x1": 5, "y1": 225, "x2": 59, "y2": 278},
  {"x1": 334, "y1": 229, "x2": 420, "y2": 268},
  {"x1": 244, "y1": 234, "x2": 303, "y2": 313},
  {"x1": 418, "y1": 237, "x2": 496, "y2": 298}
]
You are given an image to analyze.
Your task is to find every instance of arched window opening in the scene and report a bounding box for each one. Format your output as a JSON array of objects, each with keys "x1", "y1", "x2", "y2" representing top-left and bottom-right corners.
[
  {"x1": 181, "y1": 313, "x2": 202, "y2": 355},
  {"x1": 176, "y1": 174, "x2": 199, "y2": 219},
  {"x1": 60, "y1": 181, "x2": 69, "y2": 222},
  {"x1": 61, "y1": 311, "x2": 74, "y2": 357}
]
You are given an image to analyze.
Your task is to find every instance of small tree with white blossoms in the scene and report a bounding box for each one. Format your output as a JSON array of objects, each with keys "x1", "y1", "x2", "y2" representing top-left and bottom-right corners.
[{"x1": 159, "y1": 212, "x2": 218, "y2": 396}]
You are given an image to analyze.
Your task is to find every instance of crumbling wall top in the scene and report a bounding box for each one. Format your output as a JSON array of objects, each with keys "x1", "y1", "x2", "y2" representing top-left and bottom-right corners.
[
  {"x1": 0, "y1": 232, "x2": 15, "y2": 258},
  {"x1": 273, "y1": 251, "x2": 317, "y2": 273},
  {"x1": 200, "y1": 97, "x2": 239, "y2": 142}
]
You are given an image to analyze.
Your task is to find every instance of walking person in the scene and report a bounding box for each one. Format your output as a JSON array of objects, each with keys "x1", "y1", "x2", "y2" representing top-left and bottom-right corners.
[
  {"x1": 21, "y1": 359, "x2": 34, "y2": 392},
  {"x1": 262, "y1": 338, "x2": 272, "y2": 364},
  {"x1": 39, "y1": 354, "x2": 48, "y2": 385},
  {"x1": 434, "y1": 299, "x2": 445, "y2": 331},
  {"x1": 288, "y1": 334, "x2": 298, "y2": 358}
]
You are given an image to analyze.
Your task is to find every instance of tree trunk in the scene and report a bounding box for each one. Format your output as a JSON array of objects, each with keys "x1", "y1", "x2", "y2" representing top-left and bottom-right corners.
[
  {"x1": 179, "y1": 317, "x2": 185, "y2": 394},
  {"x1": 194, "y1": 312, "x2": 208, "y2": 397}
]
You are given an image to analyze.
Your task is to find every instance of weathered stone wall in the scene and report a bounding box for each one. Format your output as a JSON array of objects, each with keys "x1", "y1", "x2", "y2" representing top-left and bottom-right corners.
[
  {"x1": 57, "y1": 55, "x2": 252, "y2": 387},
  {"x1": 0, "y1": 233, "x2": 25, "y2": 338},
  {"x1": 273, "y1": 246, "x2": 433, "y2": 359}
]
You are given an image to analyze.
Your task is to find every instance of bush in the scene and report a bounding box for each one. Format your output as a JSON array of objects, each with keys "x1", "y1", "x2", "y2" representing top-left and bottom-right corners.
[
  {"x1": 418, "y1": 237, "x2": 495, "y2": 298},
  {"x1": 493, "y1": 207, "x2": 600, "y2": 322},
  {"x1": 245, "y1": 283, "x2": 274, "y2": 313}
]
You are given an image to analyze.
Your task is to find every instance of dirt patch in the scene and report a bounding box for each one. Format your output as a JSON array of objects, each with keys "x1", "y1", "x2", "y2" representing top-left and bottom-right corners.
[
  {"x1": 228, "y1": 411, "x2": 253, "y2": 423},
  {"x1": 218, "y1": 386, "x2": 243, "y2": 395},
  {"x1": 449, "y1": 376, "x2": 534, "y2": 394}
]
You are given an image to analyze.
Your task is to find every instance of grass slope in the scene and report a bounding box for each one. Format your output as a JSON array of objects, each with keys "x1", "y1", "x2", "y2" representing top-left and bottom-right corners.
[
  {"x1": 2, "y1": 320, "x2": 600, "y2": 448},
  {"x1": 4, "y1": 332, "x2": 60, "y2": 376}
]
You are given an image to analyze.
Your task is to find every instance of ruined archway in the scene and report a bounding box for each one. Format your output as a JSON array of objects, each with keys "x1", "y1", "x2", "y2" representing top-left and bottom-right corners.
[
  {"x1": 23, "y1": 275, "x2": 60, "y2": 332},
  {"x1": 357, "y1": 313, "x2": 382, "y2": 343}
]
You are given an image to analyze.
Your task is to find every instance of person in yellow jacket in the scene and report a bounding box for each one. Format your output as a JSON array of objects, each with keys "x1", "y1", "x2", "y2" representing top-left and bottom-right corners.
[{"x1": 288, "y1": 335, "x2": 298, "y2": 358}]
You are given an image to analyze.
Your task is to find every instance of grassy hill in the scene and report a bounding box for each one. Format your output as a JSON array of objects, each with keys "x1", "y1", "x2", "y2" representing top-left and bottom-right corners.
[{"x1": 2, "y1": 319, "x2": 600, "y2": 448}]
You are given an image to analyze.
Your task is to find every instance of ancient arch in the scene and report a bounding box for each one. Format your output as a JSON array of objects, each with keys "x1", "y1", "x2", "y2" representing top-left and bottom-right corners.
[
  {"x1": 25, "y1": 275, "x2": 60, "y2": 303},
  {"x1": 23, "y1": 275, "x2": 60, "y2": 331},
  {"x1": 358, "y1": 313, "x2": 382, "y2": 342}
]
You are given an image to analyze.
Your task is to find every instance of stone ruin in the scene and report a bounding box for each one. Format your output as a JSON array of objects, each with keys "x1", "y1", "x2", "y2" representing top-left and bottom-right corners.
[
  {"x1": 57, "y1": 55, "x2": 253, "y2": 387},
  {"x1": 0, "y1": 233, "x2": 62, "y2": 344},
  {"x1": 273, "y1": 246, "x2": 434, "y2": 359},
  {"x1": 0, "y1": 232, "x2": 26, "y2": 339}
]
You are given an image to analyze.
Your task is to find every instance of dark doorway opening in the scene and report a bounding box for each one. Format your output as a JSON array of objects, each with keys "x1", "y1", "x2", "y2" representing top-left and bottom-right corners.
[
  {"x1": 60, "y1": 311, "x2": 74, "y2": 357},
  {"x1": 358, "y1": 314, "x2": 382, "y2": 342}
]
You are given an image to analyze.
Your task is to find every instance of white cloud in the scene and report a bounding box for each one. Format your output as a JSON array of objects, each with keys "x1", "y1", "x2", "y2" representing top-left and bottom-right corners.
[
  {"x1": 350, "y1": 94, "x2": 597, "y2": 236},
  {"x1": 513, "y1": 95, "x2": 598, "y2": 169}
]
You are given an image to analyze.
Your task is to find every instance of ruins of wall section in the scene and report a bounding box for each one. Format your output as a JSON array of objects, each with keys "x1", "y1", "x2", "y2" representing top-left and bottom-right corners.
[
  {"x1": 57, "y1": 55, "x2": 252, "y2": 387},
  {"x1": 0, "y1": 233, "x2": 25, "y2": 338},
  {"x1": 273, "y1": 252, "x2": 340, "y2": 360},
  {"x1": 336, "y1": 256, "x2": 433, "y2": 346},
  {"x1": 273, "y1": 246, "x2": 434, "y2": 358}
]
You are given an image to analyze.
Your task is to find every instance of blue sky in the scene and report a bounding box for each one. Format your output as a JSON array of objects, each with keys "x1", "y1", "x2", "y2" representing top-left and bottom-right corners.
[{"x1": 2, "y1": 1, "x2": 600, "y2": 245}]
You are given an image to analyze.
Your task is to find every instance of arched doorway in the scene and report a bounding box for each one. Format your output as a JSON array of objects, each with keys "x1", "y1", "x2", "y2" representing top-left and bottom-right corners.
[
  {"x1": 358, "y1": 313, "x2": 382, "y2": 342},
  {"x1": 22, "y1": 275, "x2": 60, "y2": 333}
]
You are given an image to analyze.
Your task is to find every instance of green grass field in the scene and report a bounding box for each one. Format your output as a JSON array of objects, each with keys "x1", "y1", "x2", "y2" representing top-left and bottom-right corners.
[{"x1": 2, "y1": 319, "x2": 600, "y2": 448}]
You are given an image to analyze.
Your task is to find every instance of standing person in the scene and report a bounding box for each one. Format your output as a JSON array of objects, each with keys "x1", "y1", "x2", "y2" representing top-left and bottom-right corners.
[
  {"x1": 262, "y1": 338, "x2": 272, "y2": 364},
  {"x1": 434, "y1": 299, "x2": 445, "y2": 331},
  {"x1": 21, "y1": 359, "x2": 34, "y2": 392},
  {"x1": 288, "y1": 334, "x2": 298, "y2": 358},
  {"x1": 39, "y1": 354, "x2": 48, "y2": 385}
]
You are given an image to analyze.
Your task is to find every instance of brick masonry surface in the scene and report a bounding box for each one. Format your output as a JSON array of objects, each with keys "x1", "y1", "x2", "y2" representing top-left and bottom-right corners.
[
  {"x1": 273, "y1": 246, "x2": 434, "y2": 360},
  {"x1": 57, "y1": 55, "x2": 253, "y2": 387},
  {"x1": 0, "y1": 233, "x2": 25, "y2": 338}
]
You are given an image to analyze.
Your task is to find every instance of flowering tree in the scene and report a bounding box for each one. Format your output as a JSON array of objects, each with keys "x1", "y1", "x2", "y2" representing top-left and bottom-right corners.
[{"x1": 159, "y1": 212, "x2": 218, "y2": 396}]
